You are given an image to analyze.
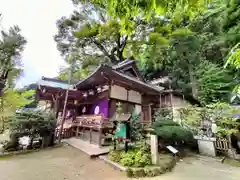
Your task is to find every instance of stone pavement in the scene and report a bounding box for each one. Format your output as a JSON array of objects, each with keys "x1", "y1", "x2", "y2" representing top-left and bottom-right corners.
[{"x1": 0, "y1": 145, "x2": 239, "y2": 180}]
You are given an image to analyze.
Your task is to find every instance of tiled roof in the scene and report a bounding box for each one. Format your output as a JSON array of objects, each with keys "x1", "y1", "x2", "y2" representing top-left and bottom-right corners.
[{"x1": 37, "y1": 77, "x2": 75, "y2": 90}]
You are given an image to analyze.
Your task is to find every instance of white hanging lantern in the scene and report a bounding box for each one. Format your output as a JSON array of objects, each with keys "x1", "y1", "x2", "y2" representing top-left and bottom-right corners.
[
  {"x1": 97, "y1": 87, "x2": 102, "y2": 93},
  {"x1": 89, "y1": 90, "x2": 94, "y2": 95}
]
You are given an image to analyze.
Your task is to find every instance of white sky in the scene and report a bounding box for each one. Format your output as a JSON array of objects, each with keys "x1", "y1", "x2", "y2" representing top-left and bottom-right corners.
[{"x1": 0, "y1": 0, "x2": 74, "y2": 88}]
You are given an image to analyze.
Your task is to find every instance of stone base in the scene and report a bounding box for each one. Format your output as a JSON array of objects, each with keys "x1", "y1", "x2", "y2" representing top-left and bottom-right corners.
[
  {"x1": 194, "y1": 136, "x2": 216, "y2": 157},
  {"x1": 227, "y1": 149, "x2": 240, "y2": 160}
]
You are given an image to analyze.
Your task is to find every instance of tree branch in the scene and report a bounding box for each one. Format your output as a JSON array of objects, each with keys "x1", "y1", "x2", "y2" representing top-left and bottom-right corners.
[
  {"x1": 116, "y1": 33, "x2": 121, "y2": 61},
  {"x1": 92, "y1": 38, "x2": 118, "y2": 63},
  {"x1": 119, "y1": 36, "x2": 128, "y2": 61},
  {"x1": 120, "y1": 36, "x2": 128, "y2": 51}
]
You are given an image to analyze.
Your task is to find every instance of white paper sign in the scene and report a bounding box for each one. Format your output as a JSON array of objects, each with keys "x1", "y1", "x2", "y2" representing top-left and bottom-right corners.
[{"x1": 166, "y1": 145, "x2": 179, "y2": 154}]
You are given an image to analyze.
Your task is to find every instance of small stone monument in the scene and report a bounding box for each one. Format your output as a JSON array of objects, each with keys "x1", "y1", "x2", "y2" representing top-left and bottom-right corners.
[
  {"x1": 0, "y1": 144, "x2": 4, "y2": 154},
  {"x1": 146, "y1": 128, "x2": 159, "y2": 165},
  {"x1": 194, "y1": 118, "x2": 217, "y2": 156}
]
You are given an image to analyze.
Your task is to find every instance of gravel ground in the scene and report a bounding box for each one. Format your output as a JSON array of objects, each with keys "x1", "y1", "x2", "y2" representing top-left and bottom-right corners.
[{"x1": 0, "y1": 145, "x2": 239, "y2": 180}]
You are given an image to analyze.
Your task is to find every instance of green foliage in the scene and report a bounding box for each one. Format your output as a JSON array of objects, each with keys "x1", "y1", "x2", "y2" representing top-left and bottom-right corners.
[
  {"x1": 180, "y1": 102, "x2": 240, "y2": 138},
  {"x1": 179, "y1": 106, "x2": 202, "y2": 133},
  {"x1": 152, "y1": 110, "x2": 195, "y2": 146},
  {"x1": 109, "y1": 144, "x2": 151, "y2": 167},
  {"x1": 0, "y1": 24, "x2": 27, "y2": 92},
  {"x1": 225, "y1": 43, "x2": 240, "y2": 69},
  {"x1": 134, "y1": 148, "x2": 151, "y2": 167},
  {"x1": 152, "y1": 109, "x2": 195, "y2": 145},
  {"x1": 8, "y1": 111, "x2": 56, "y2": 136},
  {"x1": 137, "y1": 2, "x2": 239, "y2": 105},
  {"x1": 153, "y1": 120, "x2": 194, "y2": 144},
  {"x1": 153, "y1": 108, "x2": 172, "y2": 122},
  {"x1": 2, "y1": 111, "x2": 56, "y2": 151},
  {"x1": 196, "y1": 61, "x2": 235, "y2": 104},
  {"x1": 108, "y1": 150, "x2": 121, "y2": 162},
  {"x1": 207, "y1": 102, "x2": 240, "y2": 137},
  {"x1": 119, "y1": 150, "x2": 136, "y2": 167},
  {"x1": 125, "y1": 153, "x2": 176, "y2": 177},
  {"x1": 0, "y1": 89, "x2": 35, "y2": 117},
  {"x1": 55, "y1": 0, "x2": 240, "y2": 107},
  {"x1": 55, "y1": 3, "x2": 131, "y2": 81},
  {"x1": 129, "y1": 112, "x2": 144, "y2": 141},
  {"x1": 79, "y1": 0, "x2": 208, "y2": 35}
]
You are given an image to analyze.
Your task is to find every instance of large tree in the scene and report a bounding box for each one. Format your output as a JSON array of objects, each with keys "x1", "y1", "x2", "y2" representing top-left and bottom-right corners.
[
  {"x1": 0, "y1": 17, "x2": 27, "y2": 94},
  {"x1": 0, "y1": 15, "x2": 28, "y2": 132},
  {"x1": 55, "y1": 1, "x2": 154, "y2": 81},
  {"x1": 137, "y1": 1, "x2": 238, "y2": 104},
  {"x1": 56, "y1": 0, "x2": 239, "y2": 105}
]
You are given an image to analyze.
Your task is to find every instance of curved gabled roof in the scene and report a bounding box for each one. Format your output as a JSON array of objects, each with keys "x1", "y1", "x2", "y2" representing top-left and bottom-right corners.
[{"x1": 75, "y1": 64, "x2": 164, "y2": 94}]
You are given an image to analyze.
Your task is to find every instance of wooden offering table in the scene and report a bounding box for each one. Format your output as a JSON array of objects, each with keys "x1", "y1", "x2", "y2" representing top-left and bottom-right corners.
[{"x1": 72, "y1": 114, "x2": 113, "y2": 147}]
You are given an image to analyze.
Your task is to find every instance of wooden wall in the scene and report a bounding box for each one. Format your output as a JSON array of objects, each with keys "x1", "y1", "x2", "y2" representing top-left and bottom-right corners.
[{"x1": 110, "y1": 85, "x2": 142, "y2": 104}]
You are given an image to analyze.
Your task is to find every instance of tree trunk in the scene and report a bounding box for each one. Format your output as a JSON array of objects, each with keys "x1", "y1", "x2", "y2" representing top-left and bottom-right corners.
[
  {"x1": 188, "y1": 64, "x2": 198, "y2": 98},
  {"x1": 0, "y1": 97, "x2": 4, "y2": 132}
]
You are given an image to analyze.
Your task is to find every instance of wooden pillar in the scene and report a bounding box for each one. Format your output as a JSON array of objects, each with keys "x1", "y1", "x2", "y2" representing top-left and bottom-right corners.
[
  {"x1": 76, "y1": 126, "x2": 79, "y2": 137},
  {"x1": 148, "y1": 104, "x2": 152, "y2": 122},
  {"x1": 170, "y1": 91, "x2": 174, "y2": 120},
  {"x1": 126, "y1": 88, "x2": 130, "y2": 113},
  {"x1": 98, "y1": 128, "x2": 102, "y2": 147},
  {"x1": 108, "y1": 81, "x2": 112, "y2": 118},
  {"x1": 141, "y1": 93, "x2": 144, "y2": 121},
  {"x1": 159, "y1": 94, "x2": 162, "y2": 109},
  {"x1": 89, "y1": 127, "x2": 92, "y2": 144}
]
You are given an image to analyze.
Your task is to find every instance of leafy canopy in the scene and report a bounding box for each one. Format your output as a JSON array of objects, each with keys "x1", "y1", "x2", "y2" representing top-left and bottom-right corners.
[{"x1": 78, "y1": 0, "x2": 208, "y2": 34}]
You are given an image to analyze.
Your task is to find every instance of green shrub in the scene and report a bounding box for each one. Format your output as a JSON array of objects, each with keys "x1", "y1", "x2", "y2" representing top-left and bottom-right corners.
[
  {"x1": 130, "y1": 112, "x2": 145, "y2": 141},
  {"x1": 153, "y1": 119, "x2": 195, "y2": 146},
  {"x1": 134, "y1": 150, "x2": 151, "y2": 167},
  {"x1": 153, "y1": 120, "x2": 180, "y2": 128},
  {"x1": 119, "y1": 151, "x2": 135, "y2": 167},
  {"x1": 3, "y1": 132, "x2": 22, "y2": 151},
  {"x1": 109, "y1": 150, "x2": 121, "y2": 162},
  {"x1": 109, "y1": 145, "x2": 152, "y2": 168}
]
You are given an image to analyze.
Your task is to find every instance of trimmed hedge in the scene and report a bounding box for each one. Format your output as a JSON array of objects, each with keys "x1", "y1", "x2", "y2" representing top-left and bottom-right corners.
[{"x1": 152, "y1": 120, "x2": 196, "y2": 147}]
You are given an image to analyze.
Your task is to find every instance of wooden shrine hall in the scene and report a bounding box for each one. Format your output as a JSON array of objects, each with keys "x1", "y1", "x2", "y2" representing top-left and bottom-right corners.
[{"x1": 36, "y1": 60, "x2": 171, "y2": 146}]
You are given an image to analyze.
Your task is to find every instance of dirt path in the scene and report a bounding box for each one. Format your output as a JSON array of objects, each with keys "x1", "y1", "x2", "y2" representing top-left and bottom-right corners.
[{"x1": 0, "y1": 145, "x2": 239, "y2": 180}]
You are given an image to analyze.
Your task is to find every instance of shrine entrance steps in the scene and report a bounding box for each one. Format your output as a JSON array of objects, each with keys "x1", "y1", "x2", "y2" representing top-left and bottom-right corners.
[{"x1": 63, "y1": 137, "x2": 110, "y2": 158}]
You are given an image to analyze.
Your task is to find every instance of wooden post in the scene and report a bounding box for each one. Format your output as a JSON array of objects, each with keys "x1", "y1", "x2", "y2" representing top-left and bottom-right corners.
[
  {"x1": 125, "y1": 122, "x2": 130, "y2": 152},
  {"x1": 148, "y1": 104, "x2": 152, "y2": 122},
  {"x1": 170, "y1": 91, "x2": 174, "y2": 120},
  {"x1": 76, "y1": 126, "x2": 79, "y2": 137},
  {"x1": 98, "y1": 128, "x2": 102, "y2": 147},
  {"x1": 159, "y1": 94, "x2": 162, "y2": 109},
  {"x1": 113, "y1": 121, "x2": 117, "y2": 150},
  {"x1": 151, "y1": 134, "x2": 159, "y2": 165},
  {"x1": 89, "y1": 127, "x2": 92, "y2": 144}
]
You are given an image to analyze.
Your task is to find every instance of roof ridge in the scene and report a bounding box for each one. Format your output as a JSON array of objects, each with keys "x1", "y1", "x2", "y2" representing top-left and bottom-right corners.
[{"x1": 112, "y1": 59, "x2": 134, "y2": 69}]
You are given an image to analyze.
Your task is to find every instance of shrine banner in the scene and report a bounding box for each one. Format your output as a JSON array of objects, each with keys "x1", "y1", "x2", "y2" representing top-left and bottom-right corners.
[{"x1": 115, "y1": 123, "x2": 126, "y2": 138}]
